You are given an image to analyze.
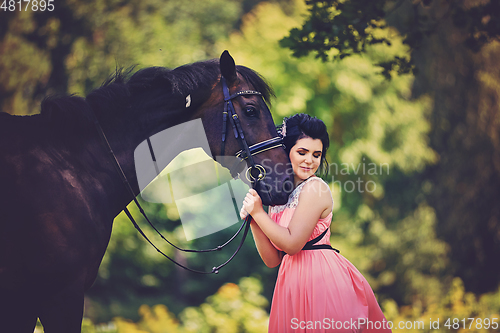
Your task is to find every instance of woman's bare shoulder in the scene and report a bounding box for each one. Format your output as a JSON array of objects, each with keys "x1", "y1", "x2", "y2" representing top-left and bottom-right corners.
[{"x1": 298, "y1": 177, "x2": 333, "y2": 207}]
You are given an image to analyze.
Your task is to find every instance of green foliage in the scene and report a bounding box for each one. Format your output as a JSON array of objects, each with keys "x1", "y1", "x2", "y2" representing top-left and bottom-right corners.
[
  {"x1": 66, "y1": 0, "x2": 242, "y2": 95},
  {"x1": 0, "y1": 10, "x2": 52, "y2": 114},
  {"x1": 451, "y1": 0, "x2": 500, "y2": 52},
  {"x1": 383, "y1": 278, "x2": 500, "y2": 333},
  {"x1": 177, "y1": 277, "x2": 269, "y2": 333},
  {"x1": 405, "y1": 7, "x2": 500, "y2": 294},
  {"x1": 280, "y1": 0, "x2": 500, "y2": 78},
  {"x1": 279, "y1": 0, "x2": 388, "y2": 59},
  {"x1": 279, "y1": 0, "x2": 409, "y2": 77},
  {"x1": 111, "y1": 277, "x2": 268, "y2": 333},
  {"x1": 336, "y1": 203, "x2": 450, "y2": 305}
]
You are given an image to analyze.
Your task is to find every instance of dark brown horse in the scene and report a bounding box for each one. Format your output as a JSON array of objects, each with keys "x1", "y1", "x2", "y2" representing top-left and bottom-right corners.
[{"x1": 0, "y1": 51, "x2": 292, "y2": 332}]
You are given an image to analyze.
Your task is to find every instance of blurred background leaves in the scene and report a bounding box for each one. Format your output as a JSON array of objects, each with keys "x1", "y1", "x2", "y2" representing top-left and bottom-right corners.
[{"x1": 2, "y1": 0, "x2": 500, "y2": 331}]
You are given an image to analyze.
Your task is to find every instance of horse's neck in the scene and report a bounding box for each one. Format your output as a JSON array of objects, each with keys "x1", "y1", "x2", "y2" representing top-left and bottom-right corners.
[{"x1": 92, "y1": 111, "x2": 196, "y2": 218}]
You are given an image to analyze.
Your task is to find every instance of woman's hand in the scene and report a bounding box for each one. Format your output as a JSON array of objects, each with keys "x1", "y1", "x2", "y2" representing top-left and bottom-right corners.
[
  {"x1": 239, "y1": 206, "x2": 249, "y2": 220},
  {"x1": 241, "y1": 189, "x2": 264, "y2": 218}
]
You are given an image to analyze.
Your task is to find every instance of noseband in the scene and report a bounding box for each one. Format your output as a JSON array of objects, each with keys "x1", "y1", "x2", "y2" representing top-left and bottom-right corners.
[
  {"x1": 220, "y1": 77, "x2": 283, "y2": 182},
  {"x1": 90, "y1": 76, "x2": 284, "y2": 275}
]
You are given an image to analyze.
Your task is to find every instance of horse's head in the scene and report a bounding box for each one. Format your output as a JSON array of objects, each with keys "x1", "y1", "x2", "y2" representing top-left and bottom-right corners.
[
  {"x1": 125, "y1": 51, "x2": 292, "y2": 206},
  {"x1": 193, "y1": 51, "x2": 293, "y2": 206}
]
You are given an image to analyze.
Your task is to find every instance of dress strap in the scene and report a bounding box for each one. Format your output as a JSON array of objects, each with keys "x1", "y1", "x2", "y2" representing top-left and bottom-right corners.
[{"x1": 301, "y1": 228, "x2": 340, "y2": 253}]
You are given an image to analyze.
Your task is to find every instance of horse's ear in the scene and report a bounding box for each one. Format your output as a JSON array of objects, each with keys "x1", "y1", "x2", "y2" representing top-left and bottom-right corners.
[{"x1": 220, "y1": 50, "x2": 237, "y2": 82}]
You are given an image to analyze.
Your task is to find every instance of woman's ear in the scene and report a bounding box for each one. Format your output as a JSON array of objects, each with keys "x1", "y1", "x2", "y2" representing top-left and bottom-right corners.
[{"x1": 220, "y1": 50, "x2": 237, "y2": 83}]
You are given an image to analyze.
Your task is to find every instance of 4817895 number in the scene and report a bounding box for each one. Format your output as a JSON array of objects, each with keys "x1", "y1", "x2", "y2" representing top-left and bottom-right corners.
[
  {"x1": 1, "y1": 0, "x2": 54, "y2": 11},
  {"x1": 444, "y1": 317, "x2": 499, "y2": 330}
]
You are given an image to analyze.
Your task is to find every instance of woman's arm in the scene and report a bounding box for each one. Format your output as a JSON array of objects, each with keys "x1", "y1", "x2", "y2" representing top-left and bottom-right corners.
[
  {"x1": 243, "y1": 180, "x2": 332, "y2": 256},
  {"x1": 249, "y1": 220, "x2": 283, "y2": 268}
]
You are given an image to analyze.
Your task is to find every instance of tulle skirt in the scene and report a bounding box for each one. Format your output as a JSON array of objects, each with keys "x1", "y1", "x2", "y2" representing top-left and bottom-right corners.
[{"x1": 268, "y1": 250, "x2": 391, "y2": 333}]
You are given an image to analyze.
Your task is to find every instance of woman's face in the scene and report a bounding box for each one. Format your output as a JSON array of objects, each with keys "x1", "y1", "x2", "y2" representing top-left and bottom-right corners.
[{"x1": 289, "y1": 136, "x2": 323, "y2": 186}]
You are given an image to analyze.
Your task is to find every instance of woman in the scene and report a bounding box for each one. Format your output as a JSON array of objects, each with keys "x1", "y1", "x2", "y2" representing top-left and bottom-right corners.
[{"x1": 241, "y1": 114, "x2": 391, "y2": 332}]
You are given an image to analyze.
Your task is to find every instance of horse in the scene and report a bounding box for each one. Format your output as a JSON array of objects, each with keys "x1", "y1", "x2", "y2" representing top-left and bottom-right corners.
[{"x1": 0, "y1": 51, "x2": 293, "y2": 332}]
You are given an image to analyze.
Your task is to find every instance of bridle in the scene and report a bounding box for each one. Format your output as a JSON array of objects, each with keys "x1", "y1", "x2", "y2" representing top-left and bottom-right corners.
[
  {"x1": 220, "y1": 77, "x2": 284, "y2": 182},
  {"x1": 90, "y1": 76, "x2": 284, "y2": 274}
]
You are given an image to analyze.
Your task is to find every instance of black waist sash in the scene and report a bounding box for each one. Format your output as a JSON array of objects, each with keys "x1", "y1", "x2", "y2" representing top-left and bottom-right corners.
[{"x1": 301, "y1": 228, "x2": 340, "y2": 253}]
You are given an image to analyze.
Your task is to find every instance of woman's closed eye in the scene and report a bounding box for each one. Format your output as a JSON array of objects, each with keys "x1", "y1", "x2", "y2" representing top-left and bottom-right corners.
[{"x1": 298, "y1": 151, "x2": 321, "y2": 158}]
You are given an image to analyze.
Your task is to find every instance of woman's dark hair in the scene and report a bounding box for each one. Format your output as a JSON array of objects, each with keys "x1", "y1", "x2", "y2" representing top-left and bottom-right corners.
[{"x1": 282, "y1": 113, "x2": 330, "y2": 175}]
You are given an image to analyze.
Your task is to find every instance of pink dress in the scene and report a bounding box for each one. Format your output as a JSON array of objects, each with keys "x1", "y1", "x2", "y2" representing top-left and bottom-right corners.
[{"x1": 268, "y1": 177, "x2": 391, "y2": 333}]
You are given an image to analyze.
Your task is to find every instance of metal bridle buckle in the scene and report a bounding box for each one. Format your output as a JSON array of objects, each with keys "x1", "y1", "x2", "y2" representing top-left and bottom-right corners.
[{"x1": 245, "y1": 164, "x2": 266, "y2": 183}]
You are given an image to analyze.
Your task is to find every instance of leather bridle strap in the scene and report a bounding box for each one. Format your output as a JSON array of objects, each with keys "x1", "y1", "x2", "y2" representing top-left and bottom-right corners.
[{"x1": 220, "y1": 77, "x2": 261, "y2": 169}]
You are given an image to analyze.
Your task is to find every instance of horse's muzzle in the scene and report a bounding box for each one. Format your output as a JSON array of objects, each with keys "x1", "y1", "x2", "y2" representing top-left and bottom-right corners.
[{"x1": 255, "y1": 174, "x2": 294, "y2": 206}]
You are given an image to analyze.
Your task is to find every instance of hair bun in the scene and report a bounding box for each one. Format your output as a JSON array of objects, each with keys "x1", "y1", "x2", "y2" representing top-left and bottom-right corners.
[{"x1": 281, "y1": 113, "x2": 330, "y2": 174}]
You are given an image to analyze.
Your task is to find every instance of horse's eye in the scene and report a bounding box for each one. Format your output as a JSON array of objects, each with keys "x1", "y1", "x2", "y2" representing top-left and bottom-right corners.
[{"x1": 245, "y1": 107, "x2": 257, "y2": 117}]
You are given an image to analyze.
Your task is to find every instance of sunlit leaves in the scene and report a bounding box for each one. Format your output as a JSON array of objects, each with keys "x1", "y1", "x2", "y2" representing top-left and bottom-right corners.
[
  {"x1": 108, "y1": 277, "x2": 269, "y2": 333},
  {"x1": 281, "y1": 0, "x2": 500, "y2": 78},
  {"x1": 279, "y1": 0, "x2": 402, "y2": 77}
]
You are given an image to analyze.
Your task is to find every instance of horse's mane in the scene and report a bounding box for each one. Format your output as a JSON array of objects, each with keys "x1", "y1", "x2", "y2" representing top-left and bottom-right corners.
[{"x1": 39, "y1": 59, "x2": 274, "y2": 139}]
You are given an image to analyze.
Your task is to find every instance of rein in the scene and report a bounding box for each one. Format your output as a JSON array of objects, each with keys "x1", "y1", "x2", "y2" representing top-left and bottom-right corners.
[{"x1": 90, "y1": 77, "x2": 283, "y2": 274}]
